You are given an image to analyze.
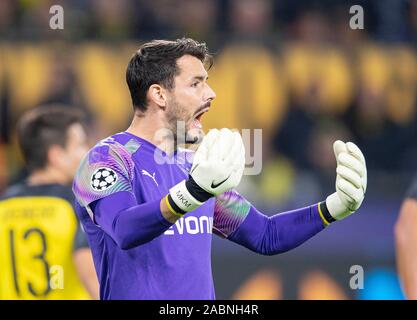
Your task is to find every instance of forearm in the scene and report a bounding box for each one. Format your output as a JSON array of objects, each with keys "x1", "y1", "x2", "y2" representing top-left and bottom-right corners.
[
  {"x1": 92, "y1": 192, "x2": 179, "y2": 250},
  {"x1": 73, "y1": 248, "x2": 100, "y2": 300},
  {"x1": 396, "y1": 240, "x2": 417, "y2": 299},
  {"x1": 228, "y1": 203, "x2": 326, "y2": 255},
  {"x1": 395, "y1": 199, "x2": 417, "y2": 299}
]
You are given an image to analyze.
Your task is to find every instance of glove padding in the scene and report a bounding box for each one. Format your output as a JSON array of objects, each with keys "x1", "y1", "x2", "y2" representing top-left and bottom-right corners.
[
  {"x1": 190, "y1": 128, "x2": 245, "y2": 196},
  {"x1": 168, "y1": 128, "x2": 245, "y2": 214},
  {"x1": 326, "y1": 140, "x2": 367, "y2": 220}
]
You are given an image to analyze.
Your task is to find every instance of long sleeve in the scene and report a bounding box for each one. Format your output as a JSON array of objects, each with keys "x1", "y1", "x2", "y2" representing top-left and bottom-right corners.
[
  {"x1": 73, "y1": 139, "x2": 174, "y2": 250},
  {"x1": 90, "y1": 191, "x2": 173, "y2": 250},
  {"x1": 227, "y1": 204, "x2": 325, "y2": 255},
  {"x1": 214, "y1": 190, "x2": 326, "y2": 255}
]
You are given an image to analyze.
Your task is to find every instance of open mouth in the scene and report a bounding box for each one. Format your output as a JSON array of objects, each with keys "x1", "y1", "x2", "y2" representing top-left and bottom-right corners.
[{"x1": 192, "y1": 107, "x2": 210, "y2": 129}]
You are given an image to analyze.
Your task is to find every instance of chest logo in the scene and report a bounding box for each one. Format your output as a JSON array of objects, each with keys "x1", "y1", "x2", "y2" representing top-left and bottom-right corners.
[{"x1": 141, "y1": 169, "x2": 159, "y2": 186}]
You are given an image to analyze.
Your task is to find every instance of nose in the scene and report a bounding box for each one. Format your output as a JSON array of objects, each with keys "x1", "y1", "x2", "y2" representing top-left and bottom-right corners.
[{"x1": 205, "y1": 83, "x2": 216, "y2": 102}]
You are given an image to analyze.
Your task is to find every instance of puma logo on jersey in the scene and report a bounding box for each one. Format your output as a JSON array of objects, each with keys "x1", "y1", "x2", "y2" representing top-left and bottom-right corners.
[{"x1": 141, "y1": 169, "x2": 158, "y2": 186}]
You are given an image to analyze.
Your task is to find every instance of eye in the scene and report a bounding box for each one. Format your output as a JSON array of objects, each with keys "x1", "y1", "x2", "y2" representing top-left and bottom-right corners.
[{"x1": 191, "y1": 81, "x2": 199, "y2": 87}]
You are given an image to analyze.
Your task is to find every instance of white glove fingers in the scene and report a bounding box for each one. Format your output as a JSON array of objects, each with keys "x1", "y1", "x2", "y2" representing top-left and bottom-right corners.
[
  {"x1": 346, "y1": 142, "x2": 367, "y2": 193},
  {"x1": 234, "y1": 133, "x2": 246, "y2": 166},
  {"x1": 346, "y1": 142, "x2": 366, "y2": 166},
  {"x1": 191, "y1": 129, "x2": 219, "y2": 171},
  {"x1": 326, "y1": 141, "x2": 367, "y2": 221},
  {"x1": 189, "y1": 128, "x2": 246, "y2": 197},
  {"x1": 235, "y1": 148, "x2": 246, "y2": 179},
  {"x1": 202, "y1": 129, "x2": 220, "y2": 159},
  {"x1": 238, "y1": 143, "x2": 246, "y2": 169},
  {"x1": 234, "y1": 144, "x2": 246, "y2": 175},
  {"x1": 224, "y1": 134, "x2": 245, "y2": 187},
  {"x1": 337, "y1": 189, "x2": 355, "y2": 209},
  {"x1": 210, "y1": 128, "x2": 235, "y2": 162},
  {"x1": 203, "y1": 129, "x2": 220, "y2": 148},
  {"x1": 362, "y1": 175, "x2": 367, "y2": 193},
  {"x1": 193, "y1": 139, "x2": 208, "y2": 163},
  {"x1": 336, "y1": 165, "x2": 362, "y2": 189},
  {"x1": 337, "y1": 178, "x2": 363, "y2": 204},
  {"x1": 224, "y1": 133, "x2": 244, "y2": 167},
  {"x1": 338, "y1": 153, "x2": 365, "y2": 177},
  {"x1": 333, "y1": 140, "x2": 348, "y2": 163},
  {"x1": 228, "y1": 161, "x2": 245, "y2": 187}
]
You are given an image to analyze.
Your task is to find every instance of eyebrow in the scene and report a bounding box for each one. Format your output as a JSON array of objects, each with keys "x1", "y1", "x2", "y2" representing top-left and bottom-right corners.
[{"x1": 191, "y1": 75, "x2": 209, "y2": 81}]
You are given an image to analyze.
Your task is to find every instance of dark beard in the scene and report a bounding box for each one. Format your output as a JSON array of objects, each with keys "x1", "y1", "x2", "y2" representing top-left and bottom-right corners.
[
  {"x1": 173, "y1": 123, "x2": 202, "y2": 146},
  {"x1": 166, "y1": 100, "x2": 203, "y2": 147}
]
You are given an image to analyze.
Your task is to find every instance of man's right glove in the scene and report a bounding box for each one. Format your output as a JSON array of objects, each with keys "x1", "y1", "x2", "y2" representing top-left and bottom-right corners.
[{"x1": 167, "y1": 128, "x2": 245, "y2": 216}]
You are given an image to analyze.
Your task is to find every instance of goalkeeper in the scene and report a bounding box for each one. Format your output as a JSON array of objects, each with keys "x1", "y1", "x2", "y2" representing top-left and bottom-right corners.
[{"x1": 72, "y1": 38, "x2": 367, "y2": 300}]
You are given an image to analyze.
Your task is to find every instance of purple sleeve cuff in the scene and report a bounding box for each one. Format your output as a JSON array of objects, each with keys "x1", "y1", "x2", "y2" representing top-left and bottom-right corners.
[{"x1": 228, "y1": 203, "x2": 326, "y2": 255}]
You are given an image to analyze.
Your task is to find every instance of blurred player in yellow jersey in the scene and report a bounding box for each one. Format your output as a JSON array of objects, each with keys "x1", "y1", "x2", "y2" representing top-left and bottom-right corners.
[{"x1": 0, "y1": 105, "x2": 99, "y2": 299}]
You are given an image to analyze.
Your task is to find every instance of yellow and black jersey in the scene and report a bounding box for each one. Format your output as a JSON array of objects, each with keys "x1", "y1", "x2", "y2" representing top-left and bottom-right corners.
[{"x1": 0, "y1": 183, "x2": 91, "y2": 300}]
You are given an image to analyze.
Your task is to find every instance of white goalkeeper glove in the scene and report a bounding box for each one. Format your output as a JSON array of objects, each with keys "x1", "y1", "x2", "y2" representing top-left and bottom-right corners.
[
  {"x1": 322, "y1": 140, "x2": 367, "y2": 223},
  {"x1": 167, "y1": 128, "x2": 245, "y2": 215}
]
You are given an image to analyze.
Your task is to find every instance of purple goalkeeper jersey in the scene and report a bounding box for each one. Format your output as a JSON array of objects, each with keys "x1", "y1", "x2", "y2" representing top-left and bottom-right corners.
[{"x1": 73, "y1": 132, "x2": 253, "y2": 300}]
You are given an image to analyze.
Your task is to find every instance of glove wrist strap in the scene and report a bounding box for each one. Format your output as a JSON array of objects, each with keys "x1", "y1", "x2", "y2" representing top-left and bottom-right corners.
[
  {"x1": 185, "y1": 176, "x2": 213, "y2": 202},
  {"x1": 318, "y1": 200, "x2": 336, "y2": 225},
  {"x1": 168, "y1": 180, "x2": 205, "y2": 214}
]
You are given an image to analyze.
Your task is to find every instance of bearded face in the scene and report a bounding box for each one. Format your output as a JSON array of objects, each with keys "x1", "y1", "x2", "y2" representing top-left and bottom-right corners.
[
  {"x1": 165, "y1": 96, "x2": 210, "y2": 145},
  {"x1": 162, "y1": 55, "x2": 215, "y2": 147}
]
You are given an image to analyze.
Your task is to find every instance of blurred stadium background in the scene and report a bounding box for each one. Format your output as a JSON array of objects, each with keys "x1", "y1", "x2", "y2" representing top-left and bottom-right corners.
[{"x1": 1, "y1": 0, "x2": 417, "y2": 299}]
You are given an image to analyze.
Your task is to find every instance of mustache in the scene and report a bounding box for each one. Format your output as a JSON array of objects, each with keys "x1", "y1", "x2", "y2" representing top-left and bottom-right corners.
[{"x1": 193, "y1": 102, "x2": 211, "y2": 117}]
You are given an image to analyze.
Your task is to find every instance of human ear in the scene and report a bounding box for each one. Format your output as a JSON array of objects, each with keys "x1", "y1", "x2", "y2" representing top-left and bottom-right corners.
[{"x1": 148, "y1": 84, "x2": 167, "y2": 109}]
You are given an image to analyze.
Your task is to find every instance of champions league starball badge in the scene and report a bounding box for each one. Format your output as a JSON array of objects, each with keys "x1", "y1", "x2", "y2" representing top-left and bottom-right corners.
[{"x1": 91, "y1": 167, "x2": 118, "y2": 191}]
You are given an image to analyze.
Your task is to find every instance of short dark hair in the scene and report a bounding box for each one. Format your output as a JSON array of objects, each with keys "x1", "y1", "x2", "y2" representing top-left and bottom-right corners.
[
  {"x1": 126, "y1": 37, "x2": 213, "y2": 112},
  {"x1": 17, "y1": 105, "x2": 84, "y2": 171}
]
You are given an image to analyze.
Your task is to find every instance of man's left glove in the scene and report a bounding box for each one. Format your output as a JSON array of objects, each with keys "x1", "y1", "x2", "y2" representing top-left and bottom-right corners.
[{"x1": 323, "y1": 140, "x2": 367, "y2": 223}]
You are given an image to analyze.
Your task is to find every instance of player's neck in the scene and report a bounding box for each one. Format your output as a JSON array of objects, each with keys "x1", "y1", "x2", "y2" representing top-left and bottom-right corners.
[
  {"x1": 27, "y1": 166, "x2": 69, "y2": 186},
  {"x1": 126, "y1": 111, "x2": 176, "y2": 155}
]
